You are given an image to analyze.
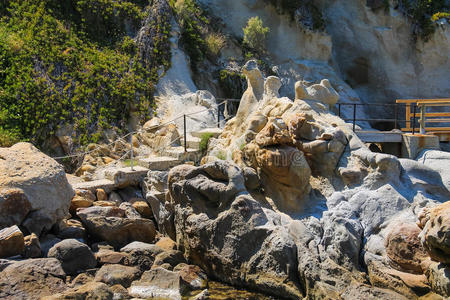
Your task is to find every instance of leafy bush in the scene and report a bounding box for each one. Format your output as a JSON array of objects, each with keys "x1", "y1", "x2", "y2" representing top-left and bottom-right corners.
[
  {"x1": 0, "y1": 0, "x2": 162, "y2": 149},
  {"x1": 431, "y1": 11, "x2": 450, "y2": 21},
  {"x1": 265, "y1": 0, "x2": 325, "y2": 31},
  {"x1": 205, "y1": 32, "x2": 226, "y2": 57},
  {"x1": 243, "y1": 16, "x2": 269, "y2": 54},
  {"x1": 398, "y1": 0, "x2": 449, "y2": 41},
  {"x1": 199, "y1": 132, "x2": 214, "y2": 152},
  {"x1": 171, "y1": 0, "x2": 208, "y2": 71}
]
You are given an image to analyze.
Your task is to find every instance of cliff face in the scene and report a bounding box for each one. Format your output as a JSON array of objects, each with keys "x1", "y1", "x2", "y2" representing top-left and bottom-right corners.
[
  {"x1": 181, "y1": 0, "x2": 450, "y2": 123},
  {"x1": 318, "y1": 0, "x2": 450, "y2": 112}
]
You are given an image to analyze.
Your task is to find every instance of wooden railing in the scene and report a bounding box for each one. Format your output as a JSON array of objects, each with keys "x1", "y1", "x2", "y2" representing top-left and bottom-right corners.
[{"x1": 396, "y1": 98, "x2": 450, "y2": 140}]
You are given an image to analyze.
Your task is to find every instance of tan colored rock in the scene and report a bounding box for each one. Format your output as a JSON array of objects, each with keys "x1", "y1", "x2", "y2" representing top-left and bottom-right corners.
[
  {"x1": 156, "y1": 237, "x2": 177, "y2": 251},
  {"x1": 96, "y1": 188, "x2": 107, "y2": 201},
  {"x1": 174, "y1": 264, "x2": 208, "y2": 290},
  {"x1": 0, "y1": 188, "x2": 31, "y2": 229},
  {"x1": 94, "y1": 264, "x2": 141, "y2": 288},
  {"x1": 419, "y1": 201, "x2": 450, "y2": 264},
  {"x1": 95, "y1": 249, "x2": 129, "y2": 265},
  {"x1": 0, "y1": 225, "x2": 24, "y2": 258},
  {"x1": 57, "y1": 219, "x2": 86, "y2": 240},
  {"x1": 132, "y1": 201, "x2": 153, "y2": 218},
  {"x1": 42, "y1": 282, "x2": 113, "y2": 300},
  {"x1": 75, "y1": 189, "x2": 96, "y2": 202},
  {"x1": 143, "y1": 117, "x2": 161, "y2": 131},
  {"x1": 22, "y1": 233, "x2": 41, "y2": 258},
  {"x1": 93, "y1": 201, "x2": 117, "y2": 207},
  {"x1": 0, "y1": 143, "x2": 74, "y2": 234},
  {"x1": 70, "y1": 195, "x2": 94, "y2": 214},
  {"x1": 426, "y1": 261, "x2": 450, "y2": 297},
  {"x1": 385, "y1": 223, "x2": 428, "y2": 274},
  {"x1": 0, "y1": 258, "x2": 67, "y2": 299}
]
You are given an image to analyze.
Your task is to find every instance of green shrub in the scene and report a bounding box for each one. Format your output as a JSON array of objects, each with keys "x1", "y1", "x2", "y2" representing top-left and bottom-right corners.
[
  {"x1": 399, "y1": 0, "x2": 449, "y2": 41},
  {"x1": 0, "y1": 0, "x2": 163, "y2": 148},
  {"x1": 199, "y1": 132, "x2": 214, "y2": 152},
  {"x1": 431, "y1": 12, "x2": 450, "y2": 21},
  {"x1": 205, "y1": 32, "x2": 226, "y2": 57},
  {"x1": 243, "y1": 16, "x2": 269, "y2": 54},
  {"x1": 0, "y1": 127, "x2": 22, "y2": 147}
]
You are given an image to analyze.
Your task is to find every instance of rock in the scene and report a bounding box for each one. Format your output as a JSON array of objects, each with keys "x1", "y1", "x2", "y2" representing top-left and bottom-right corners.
[
  {"x1": 426, "y1": 262, "x2": 450, "y2": 297},
  {"x1": 96, "y1": 249, "x2": 129, "y2": 265},
  {"x1": 0, "y1": 143, "x2": 74, "y2": 235},
  {"x1": 0, "y1": 225, "x2": 24, "y2": 258},
  {"x1": 109, "y1": 191, "x2": 123, "y2": 204},
  {"x1": 132, "y1": 201, "x2": 153, "y2": 218},
  {"x1": 42, "y1": 282, "x2": 114, "y2": 300},
  {"x1": 143, "y1": 117, "x2": 161, "y2": 130},
  {"x1": 385, "y1": 223, "x2": 428, "y2": 274},
  {"x1": 69, "y1": 195, "x2": 94, "y2": 215},
  {"x1": 93, "y1": 200, "x2": 117, "y2": 207},
  {"x1": 97, "y1": 188, "x2": 108, "y2": 201},
  {"x1": 295, "y1": 79, "x2": 340, "y2": 105},
  {"x1": 75, "y1": 189, "x2": 96, "y2": 201},
  {"x1": 417, "y1": 150, "x2": 450, "y2": 191},
  {"x1": 192, "y1": 289, "x2": 210, "y2": 300},
  {"x1": 128, "y1": 267, "x2": 188, "y2": 299},
  {"x1": 78, "y1": 215, "x2": 156, "y2": 249},
  {"x1": 119, "y1": 202, "x2": 142, "y2": 219},
  {"x1": 120, "y1": 242, "x2": 164, "y2": 271},
  {"x1": 22, "y1": 233, "x2": 41, "y2": 258},
  {"x1": 56, "y1": 218, "x2": 86, "y2": 240},
  {"x1": 174, "y1": 264, "x2": 208, "y2": 290},
  {"x1": 153, "y1": 250, "x2": 186, "y2": 268},
  {"x1": 40, "y1": 234, "x2": 62, "y2": 257},
  {"x1": 169, "y1": 161, "x2": 302, "y2": 299},
  {"x1": 0, "y1": 258, "x2": 67, "y2": 299},
  {"x1": 95, "y1": 264, "x2": 141, "y2": 288},
  {"x1": 156, "y1": 237, "x2": 177, "y2": 251},
  {"x1": 69, "y1": 273, "x2": 94, "y2": 288},
  {"x1": 0, "y1": 188, "x2": 31, "y2": 229},
  {"x1": 48, "y1": 239, "x2": 97, "y2": 275},
  {"x1": 419, "y1": 201, "x2": 450, "y2": 264}
]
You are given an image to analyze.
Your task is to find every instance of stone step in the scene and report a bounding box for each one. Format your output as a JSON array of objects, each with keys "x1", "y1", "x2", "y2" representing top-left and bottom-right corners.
[
  {"x1": 181, "y1": 136, "x2": 201, "y2": 150},
  {"x1": 104, "y1": 166, "x2": 149, "y2": 188},
  {"x1": 163, "y1": 147, "x2": 202, "y2": 162},
  {"x1": 138, "y1": 156, "x2": 181, "y2": 171},
  {"x1": 72, "y1": 179, "x2": 116, "y2": 193},
  {"x1": 191, "y1": 127, "x2": 223, "y2": 139}
]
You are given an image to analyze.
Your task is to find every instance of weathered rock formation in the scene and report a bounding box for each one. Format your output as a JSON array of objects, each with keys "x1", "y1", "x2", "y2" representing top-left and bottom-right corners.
[{"x1": 0, "y1": 143, "x2": 74, "y2": 235}]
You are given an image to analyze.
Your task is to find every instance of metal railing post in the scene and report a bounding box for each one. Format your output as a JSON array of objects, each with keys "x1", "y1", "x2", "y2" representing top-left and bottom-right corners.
[
  {"x1": 130, "y1": 134, "x2": 134, "y2": 170},
  {"x1": 420, "y1": 104, "x2": 426, "y2": 134},
  {"x1": 352, "y1": 103, "x2": 356, "y2": 132},
  {"x1": 394, "y1": 103, "x2": 398, "y2": 129},
  {"x1": 338, "y1": 103, "x2": 341, "y2": 117},
  {"x1": 184, "y1": 114, "x2": 187, "y2": 152},
  {"x1": 217, "y1": 102, "x2": 220, "y2": 128},
  {"x1": 412, "y1": 105, "x2": 416, "y2": 135}
]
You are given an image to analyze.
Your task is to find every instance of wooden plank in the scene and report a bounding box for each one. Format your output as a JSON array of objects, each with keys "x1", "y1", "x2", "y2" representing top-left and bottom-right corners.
[
  {"x1": 416, "y1": 99, "x2": 450, "y2": 104},
  {"x1": 402, "y1": 127, "x2": 450, "y2": 132},
  {"x1": 423, "y1": 118, "x2": 450, "y2": 123},
  {"x1": 397, "y1": 98, "x2": 450, "y2": 103}
]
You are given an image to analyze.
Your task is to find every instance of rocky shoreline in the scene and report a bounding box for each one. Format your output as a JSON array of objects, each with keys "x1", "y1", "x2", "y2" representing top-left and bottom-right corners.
[{"x1": 0, "y1": 62, "x2": 449, "y2": 300}]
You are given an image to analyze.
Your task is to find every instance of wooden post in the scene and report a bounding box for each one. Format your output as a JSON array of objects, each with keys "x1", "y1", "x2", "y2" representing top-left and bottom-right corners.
[{"x1": 412, "y1": 105, "x2": 416, "y2": 135}]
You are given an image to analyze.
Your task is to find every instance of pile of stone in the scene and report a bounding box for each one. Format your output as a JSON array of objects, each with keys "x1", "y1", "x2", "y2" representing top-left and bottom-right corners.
[{"x1": 0, "y1": 143, "x2": 208, "y2": 300}]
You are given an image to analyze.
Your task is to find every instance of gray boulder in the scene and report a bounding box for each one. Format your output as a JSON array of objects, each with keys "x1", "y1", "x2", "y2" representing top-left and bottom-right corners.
[
  {"x1": 168, "y1": 161, "x2": 302, "y2": 299},
  {"x1": 48, "y1": 239, "x2": 97, "y2": 275},
  {"x1": 0, "y1": 258, "x2": 67, "y2": 299}
]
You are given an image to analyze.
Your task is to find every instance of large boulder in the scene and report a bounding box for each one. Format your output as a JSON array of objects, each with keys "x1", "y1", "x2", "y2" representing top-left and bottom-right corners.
[
  {"x1": 48, "y1": 239, "x2": 97, "y2": 275},
  {"x1": 0, "y1": 188, "x2": 31, "y2": 229},
  {"x1": 0, "y1": 143, "x2": 74, "y2": 234},
  {"x1": 94, "y1": 264, "x2": 141, "y2": 288},
  {"x1": 128, "y1": 267, "x2": 189, "y2": 299},
  {"x1": 169, "y1": 161, "x2": 303, "y2": 299},
  {"x1": 0, "y1": 225, "x2": 24, "y2": 258},
  {"x1": 419, "y1": 201, "x2": 450, "y2": 264},
  {"x1": 0, "y1": 258, "x2": 67, "y2": 299},
  {"x1": 77, "y1": 206, "x2": 156, "y2": 248}
]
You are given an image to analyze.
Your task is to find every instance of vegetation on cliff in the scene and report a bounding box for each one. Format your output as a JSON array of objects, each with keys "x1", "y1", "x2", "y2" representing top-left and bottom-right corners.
[{"x1": 0, "y1": 0, "x2": 169, "y2": 149}]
